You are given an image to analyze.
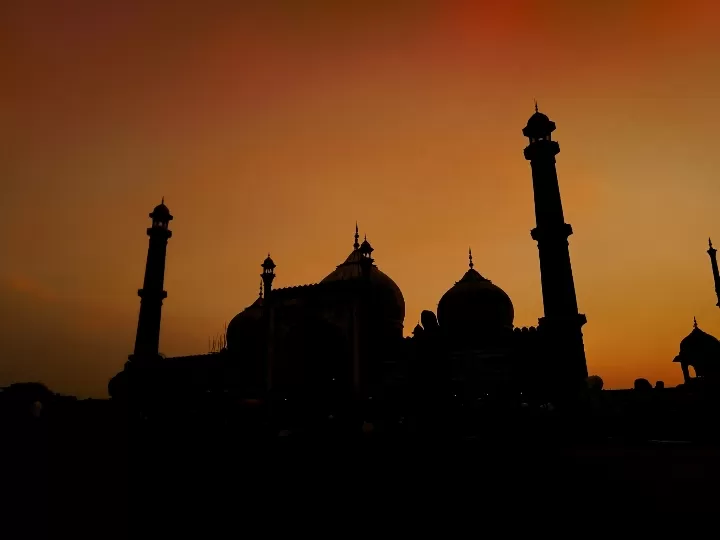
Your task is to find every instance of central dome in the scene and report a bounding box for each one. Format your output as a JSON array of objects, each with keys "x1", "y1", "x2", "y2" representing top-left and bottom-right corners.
[
  {"x1": 437, "y1": 255, "x2": 514, "y2": 332},
  {"x1": 321, "y1": 235, "x2": 405, "y2": 325}
]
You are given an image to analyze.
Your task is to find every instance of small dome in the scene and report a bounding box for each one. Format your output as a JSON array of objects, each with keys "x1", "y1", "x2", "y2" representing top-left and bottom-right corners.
[
  {"x1": 153, "y1": 203, "x2": 169, "y2": 214},
  {"x1": 437, "y1": 268, "x2": 514, "y2": 331},
  {"x1": 678, "y1": 320, "x2": 720, "y2": 359},
  {"x1": 359, "y1": 237, "x2": 374, "y2": 255},
  {"x1": 262, "y1": 254, "x2": 276, "y2": 269},
  {"x1": 226, "y1": 296, "x2": 264, "y2": 351},
  {"x1": 528, "y1": 111, "x2": 550, "y2": 124},
  {"x1": 522, "y1": 109, "x2": 556, "y2": 139},
  {"x1": 150, "y1": 199, "x2": 172, "y2": 220}
]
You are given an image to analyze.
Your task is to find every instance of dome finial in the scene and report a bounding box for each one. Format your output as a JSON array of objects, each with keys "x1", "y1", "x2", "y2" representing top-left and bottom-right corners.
[
  {"x1": 161, "y1": 196, "x2": 164, "y2": 204},
  {"x1": 694, "y1": 316, "x2": 698, "y2": 329},
  {"x1": 534, "y1": 99, "x2": 538, "y2": 113},
  {"x1": 468, "y1": 247, "x2": 474, "y2": 270},
  {"x1": 354, "y1": 222, "x2": 360, "y2": 250}
]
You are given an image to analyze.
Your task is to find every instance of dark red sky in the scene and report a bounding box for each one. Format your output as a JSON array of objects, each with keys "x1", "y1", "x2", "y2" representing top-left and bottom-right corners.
[{"x1": 2, "y1": 1, "x2": 720, "y2": 396}]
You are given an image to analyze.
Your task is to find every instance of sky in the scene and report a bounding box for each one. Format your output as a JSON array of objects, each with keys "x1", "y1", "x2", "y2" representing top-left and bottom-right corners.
[{"x1": 2, "y1": 0, "x2": 720, "y2": 397}]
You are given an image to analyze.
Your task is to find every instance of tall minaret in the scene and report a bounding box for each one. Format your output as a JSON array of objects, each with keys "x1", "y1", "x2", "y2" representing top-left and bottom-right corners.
[
  {"x1": 130, "y1": 199, "x2": 173, "y2": 361},
  {"x1": 523, "y1": 105, "x2": 588, "y2": 388},
  {"x1": 708, "y1": 238, "x2": 720, "y2": 307}
]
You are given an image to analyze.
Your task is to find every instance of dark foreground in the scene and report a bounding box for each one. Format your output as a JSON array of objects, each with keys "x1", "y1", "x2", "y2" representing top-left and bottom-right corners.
[{"x1": 4, "y1": 414, "x2": 720, "y2": 538}]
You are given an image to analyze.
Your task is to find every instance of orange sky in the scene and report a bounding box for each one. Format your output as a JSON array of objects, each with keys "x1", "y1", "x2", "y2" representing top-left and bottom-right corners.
[{"x1": 2, "y1": 1, "x2": 720, "y2": 397}]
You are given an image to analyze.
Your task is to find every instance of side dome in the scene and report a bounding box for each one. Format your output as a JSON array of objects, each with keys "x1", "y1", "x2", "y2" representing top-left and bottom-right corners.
[
  {"x1": 437, "y1": 254, "x2": 514, "y2": 332},
  {"x1": 321, "y1": 237, "x2": 405, "y2": 326},
  {"x1": 226, "y1": 296, "x2": 264, "y2": 352}
]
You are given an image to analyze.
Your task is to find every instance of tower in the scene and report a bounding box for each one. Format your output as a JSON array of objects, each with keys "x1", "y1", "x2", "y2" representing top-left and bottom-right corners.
[
  {"x1": 130, "y1": 199, "x2": 173, "y2": 361},
  {"x1": 523, "y1": 106, "x2": 588, "y2": 389},
  {"x1": 707, "y1": 238, "x2": 720, "y2": 307},
  {"x1": 261, "y1": 254, "x2": 276, "y2": 295},
  {"x1": 260, "y1": 254, "x2": 277, "y2": 393}
]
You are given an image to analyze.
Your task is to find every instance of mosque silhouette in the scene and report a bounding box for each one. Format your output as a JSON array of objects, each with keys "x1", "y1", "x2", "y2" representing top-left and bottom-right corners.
[{"x1": 108, "y1": 107, "x2": 720, "y2": 417}]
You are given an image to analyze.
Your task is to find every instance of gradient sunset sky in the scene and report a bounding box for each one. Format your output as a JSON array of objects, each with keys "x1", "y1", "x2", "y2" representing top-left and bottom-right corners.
[{"x1": 2, "y1": 1, "x2": 720, "y2": 397}]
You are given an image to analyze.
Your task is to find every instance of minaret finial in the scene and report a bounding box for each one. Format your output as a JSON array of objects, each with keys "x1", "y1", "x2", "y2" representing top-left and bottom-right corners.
[
  {"x1": 161, "y1": 196, "x2": 164, "y2": 204},
  {"x1": 694, "y1": 316, "x2": 698, "y2": 329},
  {"x1": 468, "y1": 247, "x2": 474, "y2": 270},
  {"x1": 710, "y1": 237, "x2": 714, "y2": 249},
  {"x1": 534, "y1": 99, "x2": 538, "y2": 113},
  {"x1": 354, "y1": 222, "x2": 360, "y2": 250}
]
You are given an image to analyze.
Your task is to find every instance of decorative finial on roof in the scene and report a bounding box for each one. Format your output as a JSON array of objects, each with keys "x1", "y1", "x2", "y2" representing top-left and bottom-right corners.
[
  {"x1": 259, "y1": 279, "x2": 263, "y2": 299},
  {"x1": 694, "y1": 316, "x2": 698, "y2": 329},
  {"x1": 534, "y1": 99, "x2": 538, "y2": 113},
  {"x1": 161, "y1": 196, "x2": 165, "y2": 204},
  {"x1": 710, "y1": 237, "x2": 714, "y2": 249},
  {"x1": 364, "y1": 233, "x2": 367, "y2": 241},
  {"x1": 468, "y1": 247, "x2": 474, "y2": 270},
  {"x1": 354, "y1": 222, "x2": 360, "y2": 250}
]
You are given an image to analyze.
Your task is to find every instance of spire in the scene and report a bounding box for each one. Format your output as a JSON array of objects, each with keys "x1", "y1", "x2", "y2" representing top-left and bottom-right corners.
[
  {"x1": 534, "y1": 99, "x2": 538, "y2": 113},
  {"x1": 354, "y1": 222, "x2": 360, "y2": 250},
  {"x1": 468, "y1": 247, "x2": 474, "y2": 270},
  {"x1": 694, "y1": 316, "x2": 698, "y2": 329}
]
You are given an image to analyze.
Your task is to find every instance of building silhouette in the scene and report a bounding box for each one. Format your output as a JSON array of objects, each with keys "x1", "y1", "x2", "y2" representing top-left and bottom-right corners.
[
  {"x1": 669, "y1": 239, "x2": 720, "y2": 387},
  {"x1": 131, "y1": 199, "x2": 172, "y2": 361},
  {"x1": 523, "y1": 104, "x2": 588, "y2": 392},
  {"x1": 673, "y1": 317, "x2": 720, "y2": 385},
  {"x1": 109, "y1": 108, "x2": 590, "y2": 413}
]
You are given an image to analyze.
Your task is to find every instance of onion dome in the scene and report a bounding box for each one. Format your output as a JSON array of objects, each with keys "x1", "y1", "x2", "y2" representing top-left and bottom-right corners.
[
  {"x1": 226, "y1": 281, "x2": 265, "y2": 352},
  {"x1": 321, "y1": 225, "x2": 405, "y2": 325},
  {"x1": 674, "y1": 317, "x2": 720, "y2": 363},
  {"x1": 437, "y1": 248, "x2": 514, "y2": 332}
]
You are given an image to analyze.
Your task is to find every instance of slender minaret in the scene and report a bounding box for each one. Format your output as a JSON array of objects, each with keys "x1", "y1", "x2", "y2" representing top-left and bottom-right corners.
[
  {"x1": 523, "y1": 106, "x2": 588, "y2": 388},
  {"x1": 261, "y1": 254, "x2": 276, "y2": 391},
  {"x1": 130, "y1": 198, "x2": 173, "y2": 361},
  {"x1": 707, "y1": 238, "x2": 720, "y2": 307}
]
